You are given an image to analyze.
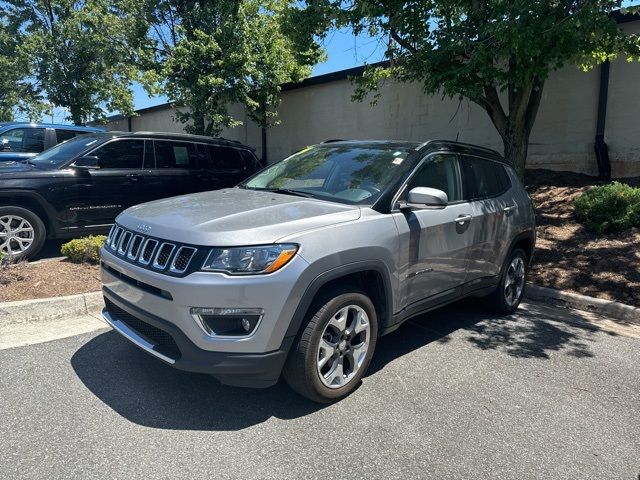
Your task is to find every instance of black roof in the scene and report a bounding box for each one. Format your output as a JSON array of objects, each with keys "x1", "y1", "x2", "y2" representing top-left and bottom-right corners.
[
  {"x1": 97, "y1": 131, "x2": 254, "y2": 149},
  {"x1": 317, "y1": 139, "x2": 505, "y2": 162}
]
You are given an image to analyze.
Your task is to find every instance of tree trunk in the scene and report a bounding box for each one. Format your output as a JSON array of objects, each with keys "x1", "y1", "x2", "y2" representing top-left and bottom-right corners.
[
  {"x1": 502, "y1": 130, "x2": 529, "y2": 179},
  {"x1": 192, "y1": 109, "x2": 206, "y2": 135}
]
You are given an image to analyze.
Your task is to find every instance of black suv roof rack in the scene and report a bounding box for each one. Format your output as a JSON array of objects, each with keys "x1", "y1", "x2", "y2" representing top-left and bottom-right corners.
[{"x1": 416, "y1": 139, "x2": 503, "y2": 159}]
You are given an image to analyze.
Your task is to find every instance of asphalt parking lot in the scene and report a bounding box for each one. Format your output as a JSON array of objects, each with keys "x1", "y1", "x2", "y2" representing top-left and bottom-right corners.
[{"x1": 1, "y1": 300, "x2": 638, "y2": 479}]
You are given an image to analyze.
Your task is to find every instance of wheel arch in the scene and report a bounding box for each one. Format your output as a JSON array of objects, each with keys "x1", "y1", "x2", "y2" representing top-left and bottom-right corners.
[
  {"x1": 282, "y1": 260, "x2": 394, "y2": 345},
  {"x1": 0, "y1": 192, "x2": 53, "y2": 237}
]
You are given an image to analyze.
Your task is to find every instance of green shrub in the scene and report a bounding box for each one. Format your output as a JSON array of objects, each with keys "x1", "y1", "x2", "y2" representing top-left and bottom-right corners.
[
  {"x1": 574, "y1": 182, "x2": 640, "y2": 234},
  {"x1": 61, "y1": 235, "x2": 107, "y2": 263}
]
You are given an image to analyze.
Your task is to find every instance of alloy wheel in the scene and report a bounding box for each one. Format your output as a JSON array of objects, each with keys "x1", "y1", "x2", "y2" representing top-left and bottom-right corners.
[
  {"x1": 317, "y1": 304, "x2": 371, "y2": 388},
  {"x1": 504, "y1": 256, "x2": 526, "y2": 307},
  {"x1": 0, "y1": 215, "x2": 35, "y2": 256}
]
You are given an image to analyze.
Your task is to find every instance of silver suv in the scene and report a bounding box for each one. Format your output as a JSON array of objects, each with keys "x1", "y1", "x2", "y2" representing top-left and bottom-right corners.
[{"x1": 100, "y1": 140, "x2": 535, "y2": 402}]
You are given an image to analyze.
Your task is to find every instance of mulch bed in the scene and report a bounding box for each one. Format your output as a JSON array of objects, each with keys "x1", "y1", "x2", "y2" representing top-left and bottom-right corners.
[
  {"x1": 1, "y1": 169, "x2": 638, "y2": 307},
  {"x1": 525, "y1": 170, "x2": 640, "y2": 307},
  {"x1": 0, "y1": 259, "x2": 101, "y2": 303}
]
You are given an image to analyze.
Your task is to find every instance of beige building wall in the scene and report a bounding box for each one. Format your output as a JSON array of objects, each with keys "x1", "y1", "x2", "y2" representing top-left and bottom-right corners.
[{"x1": 105, "y1": 19, "x2": 639, "y2": 177}]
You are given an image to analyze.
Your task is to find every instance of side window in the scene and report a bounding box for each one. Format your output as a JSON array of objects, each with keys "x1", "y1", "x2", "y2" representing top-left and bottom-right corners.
[
  {"x1": 0, "y1": 128, "x2": 27, "y2": 152},
  {"x1": 55, "y1": 129, "x2": 78, "y2": 144},
  {"x1": 239, "y1": 149, "x2": 262, "y2": 172},
  {"x1": 204, "y1": 145, "x2": 245, "y2": 171},
  {"x1": 94, "y1": 140, "x2": 145, "y2": 169},
  {"x1": 153, "y1": 140, "x2": 198, "y2": 169},
  {"x1": 461, "y1": 157, "x2": 511, "y2": 199},
  {"x1": 407, "y1": 154, "x2": 463, "y2": 202},
  {"x1": 22, "y1": 128, "x2": 45, "y2": 153}
]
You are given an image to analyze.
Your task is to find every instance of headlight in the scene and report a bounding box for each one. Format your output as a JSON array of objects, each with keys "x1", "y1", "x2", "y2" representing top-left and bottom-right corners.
[{"x1": 201, "y1": 244, "x2": 298, "y2": 275}]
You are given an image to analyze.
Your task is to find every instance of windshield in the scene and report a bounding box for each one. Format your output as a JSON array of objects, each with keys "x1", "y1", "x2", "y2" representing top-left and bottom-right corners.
[
  {"x1": 242, "y1": 144, "x2": 414, "y2": 205},
  {"x1": 30, "y1": 134, "x2": 105, "y2": 168}
]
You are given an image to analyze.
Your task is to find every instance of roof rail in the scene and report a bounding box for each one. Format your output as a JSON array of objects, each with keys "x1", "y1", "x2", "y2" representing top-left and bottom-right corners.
[
  {"x1": 321, "y1": 139, "x2": 348, "y2": 143},
  {"x1": 416, "y1": 139, "x2": 502, "y2": 158}
]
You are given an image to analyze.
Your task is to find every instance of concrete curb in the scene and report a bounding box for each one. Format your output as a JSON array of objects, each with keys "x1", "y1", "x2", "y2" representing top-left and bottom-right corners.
[
  {"x1": 0, "y1": 291, "x2": 104, "y2": 327},
  {"x1": 525, "y1": 285, "x2": 640, "y2": 326}
]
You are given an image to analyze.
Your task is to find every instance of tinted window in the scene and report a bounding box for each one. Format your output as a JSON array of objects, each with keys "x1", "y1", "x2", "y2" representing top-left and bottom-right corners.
[
  {"x1": 204, "y1": 145, "x2": 245, "y2": 170},
  {"x1": 0, "y1": 128, "x2": 26, "y2": 151},
  {"x1": 239, "y1": 149, "x2": 262, "y2": 171},
  {"x1": 22, "y1": 129, "x2": 45, "y2": 153},
  {"x1": 462, "y1": 157, "x2": 511, "y2": 199},
  {"x1": 55, "y1": 129, "x2": 79, "y2": 143},
  {"x1": 31, "y1": 134, "x2": 104, "y2": 168},
  {"x1": 95, "y1": 140, "x2": 144, "y2": 169},
  {"x1": 153, "y1": 140, "x2": 197, "y2": 169},
  {"x1": 407, "y1": 154, "x2": 463, "y2": 202}
]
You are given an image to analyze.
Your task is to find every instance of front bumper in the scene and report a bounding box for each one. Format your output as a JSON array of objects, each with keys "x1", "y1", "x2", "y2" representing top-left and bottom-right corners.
[{"x1": 103, "y1": 288, "x2": 292, "y2": 388}]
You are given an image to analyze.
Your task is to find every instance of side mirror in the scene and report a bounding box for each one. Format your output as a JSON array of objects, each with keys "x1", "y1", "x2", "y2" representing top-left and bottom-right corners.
[
  {"x1": 406, "y1": 187, "x2": 448, "y2": 207},
  {"x1": 72, "y1": 155, "x2": 99, "y2": 170},
  {"x1": 0, "y1": 139, "x2": 10, "y2": 151}
]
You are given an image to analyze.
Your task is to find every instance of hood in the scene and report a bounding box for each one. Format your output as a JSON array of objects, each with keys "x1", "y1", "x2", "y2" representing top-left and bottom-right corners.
[
  {"x1": 0, "y1": 160, "x2": 41, "y2": 176},
  {"x1": 117, "y1": 188, "x2": 361, "y2": 246}
]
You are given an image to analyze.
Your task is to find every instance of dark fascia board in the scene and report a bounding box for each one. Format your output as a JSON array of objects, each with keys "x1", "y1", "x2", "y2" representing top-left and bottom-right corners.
[{"x1": 101, "y1": 10, "x2": 637, "y2": 122}]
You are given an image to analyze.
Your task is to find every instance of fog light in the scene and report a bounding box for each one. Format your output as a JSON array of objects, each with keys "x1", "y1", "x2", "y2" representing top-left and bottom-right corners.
[{"x1": 190, "y1": 307, "x2": 263, "y2": 337}]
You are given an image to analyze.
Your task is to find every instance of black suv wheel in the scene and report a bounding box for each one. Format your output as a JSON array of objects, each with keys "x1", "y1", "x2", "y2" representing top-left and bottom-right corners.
[{"x1": 0, "y1": 206, "x2": 46, "y2": 261}]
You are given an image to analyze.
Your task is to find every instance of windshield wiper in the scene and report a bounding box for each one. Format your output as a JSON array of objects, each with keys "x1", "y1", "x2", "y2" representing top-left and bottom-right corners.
[{"x1": 248, "y1": 187, "x2": 315, "y2": 198}]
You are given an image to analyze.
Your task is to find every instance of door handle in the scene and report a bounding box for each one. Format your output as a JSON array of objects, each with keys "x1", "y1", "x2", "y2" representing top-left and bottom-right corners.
[
  {"x1": 503, "y1": 205, "x2": 517, "y2": 214},
  {"x1": 127, "y1": 173, "x2": 142, "y2": 182},
  {"x1": 455, "y1": 214, "x2": 472, "y2": 224}
]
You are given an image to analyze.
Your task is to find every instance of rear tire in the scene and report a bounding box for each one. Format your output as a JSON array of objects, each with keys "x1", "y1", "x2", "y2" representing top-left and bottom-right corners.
[
  {"x1": 486, "y1": 248, "x2": 528, "y2": 314},
  {"x1": 0, "y1": 206, "x2": 46, "y2": 261},
  {"x1": 283, "y1": 286, "x2": 378, "y2": 403}
]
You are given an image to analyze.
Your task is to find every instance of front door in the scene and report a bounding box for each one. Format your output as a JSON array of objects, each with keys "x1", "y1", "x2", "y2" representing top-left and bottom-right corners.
[
  {"x1": 393, "y1": 153, "x2": 475, "y2": 308},
  {"x1": 69, "y1": 139, "x2": 148, "y2": 227}
]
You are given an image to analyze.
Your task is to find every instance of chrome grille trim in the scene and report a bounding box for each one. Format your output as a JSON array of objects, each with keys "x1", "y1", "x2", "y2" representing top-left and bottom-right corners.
[
  {"x1": 117, "y1": 231, "x2": 133, "y2": 255},
  {"x1": 139, "y1": 239, "x2": 158, "y2": 265},
  {"x1": 169, "y1": 246, "x2": 196, "y2": 274},
  {"x1": 152, "y1": 243, "x2": 175, "y2": 270},
  {"x1": 105, "y1": 224, "x2": 198, "y2": 276},
  {"x1": 110, "y1": 226, "x2": 124, "y2": 250},
  {"x1": 127, "y1": 235, "x2": 145, "y2": 260}
]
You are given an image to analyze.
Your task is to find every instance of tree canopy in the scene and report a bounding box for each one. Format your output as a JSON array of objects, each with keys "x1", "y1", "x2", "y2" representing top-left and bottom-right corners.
[
  {"x1": 142, "y1": 0, "x2": 320, "y2": 136},
  {"x1": 287, "y1": 1, "x2": 640, "y2": 175}
]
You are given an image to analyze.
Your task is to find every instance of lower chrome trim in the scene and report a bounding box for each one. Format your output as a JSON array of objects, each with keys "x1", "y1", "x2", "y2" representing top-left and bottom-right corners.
[{"x1": 102, "y1": 310, "x2": 176, "y2": 365}]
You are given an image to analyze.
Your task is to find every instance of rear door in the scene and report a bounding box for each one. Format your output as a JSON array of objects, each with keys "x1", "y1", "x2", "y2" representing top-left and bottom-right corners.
[
  {"x1": 144, "y1": 139, "x2": 200, "y2": 198},
  {"x1": 0, "y1": 127, "x2": 47, "y2": 161},
  {"x1": 460, "y1": 156, "x2": 515, "y2": 284},
  {"x1": 393, "y1": 153, "x2": 476, "y2": 308}
]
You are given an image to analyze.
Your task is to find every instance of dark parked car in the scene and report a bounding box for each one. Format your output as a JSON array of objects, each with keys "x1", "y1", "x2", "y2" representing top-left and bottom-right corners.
[
  {"x1": 0, "y1": 132, "x2": 262, "y2": 260},
  {"x1": 0, "y1": 123, "x2": 104, "y2": 162}
]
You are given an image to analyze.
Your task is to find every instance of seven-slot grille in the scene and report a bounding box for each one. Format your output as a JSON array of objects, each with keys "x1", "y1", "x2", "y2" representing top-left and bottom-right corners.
[{"x1": 106, "y1": 225, "x2": 197, "y2": 275}]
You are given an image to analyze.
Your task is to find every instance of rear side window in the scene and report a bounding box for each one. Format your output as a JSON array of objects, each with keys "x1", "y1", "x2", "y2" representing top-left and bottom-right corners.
[
  {"x1": 55, "y1": 129, "x2": 79, "y2": 144},
  {"x1": 153, "y1": 140, "x2": 198, "y2": 169},
  {"x1": 94, "y1": 139, "x2": 145, "y2": 169},
  {"x1": 461, "y1": 156, "x2": 511, "y2": 199},
  {"x1": 204, "y1": 145, "x2": 245, "y2": 171},
  {"x1": 0, "y1": 128, "x2": 45, "y2": 153}
]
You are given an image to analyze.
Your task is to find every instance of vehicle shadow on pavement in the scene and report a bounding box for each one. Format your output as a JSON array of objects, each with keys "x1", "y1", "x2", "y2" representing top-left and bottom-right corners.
[{"x1": 71, "y1": 299, "x2": 614, "y2": 431}]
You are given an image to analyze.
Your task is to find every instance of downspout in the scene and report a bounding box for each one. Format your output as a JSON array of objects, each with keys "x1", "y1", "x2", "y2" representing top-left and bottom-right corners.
[
  {"x1": 127, "y1": 116, "x2": 133, "y2": 132},
  {"x1": 594, "y1": 60, "x2": 611, "y2": 180},
  {"x1": 261, "y1": 126, "x2": 267, "y2": 166}
]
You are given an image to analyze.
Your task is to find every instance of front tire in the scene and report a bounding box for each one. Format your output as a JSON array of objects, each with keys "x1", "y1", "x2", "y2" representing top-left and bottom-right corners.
[
  {"x1": 0, "y1": 206, "x2": 46, "y2": 261},
  {"x1": 283, "y1": 286, "x2": 378, "y2": 403},
  {"x1": 487, "y1": 248, "x2": 528, "y2": 314}
]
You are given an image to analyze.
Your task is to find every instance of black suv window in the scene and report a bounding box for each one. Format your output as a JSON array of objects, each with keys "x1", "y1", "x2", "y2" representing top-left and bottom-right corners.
[
  {"x1": 153, "y1": 140, "x2": 198, "y2": 169},
  {"x1": 204, "y1": 145, "x2": 245, "y2": 171},
  {"x1": 94, "y1": 139, "x2": 145, "y2": 169},
  {"x1": 461, "y1": 156, "x2": 511, "y2": 199},
  {"x1": 55, "y1": 129, "x2": 79, "y2": 144},
  {"x1": 0, "y1": 128, "x2": 44, "y2": 153},
  {"x1": 407, "y1": 154, "x2": 463, "y2": 202}
]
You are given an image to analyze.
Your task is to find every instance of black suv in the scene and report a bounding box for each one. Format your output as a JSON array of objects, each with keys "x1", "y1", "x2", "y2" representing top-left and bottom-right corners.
[
  {"x1": 0, "y1": 132, "x2": 262, "y2": 260},
  {"x1": 0, "y1": 122, "x2": 104, "y2": 162}
]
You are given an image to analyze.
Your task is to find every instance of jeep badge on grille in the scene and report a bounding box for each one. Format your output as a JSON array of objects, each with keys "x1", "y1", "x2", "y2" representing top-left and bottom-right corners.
[{"x1": 136, "y1": 224, "x2": 151, "y2": 233}]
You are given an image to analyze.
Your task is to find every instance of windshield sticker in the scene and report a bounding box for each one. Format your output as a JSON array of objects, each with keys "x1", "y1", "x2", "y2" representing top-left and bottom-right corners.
[{"x1": 392, "y1": 157, "x2": 404, "y2": 165}]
